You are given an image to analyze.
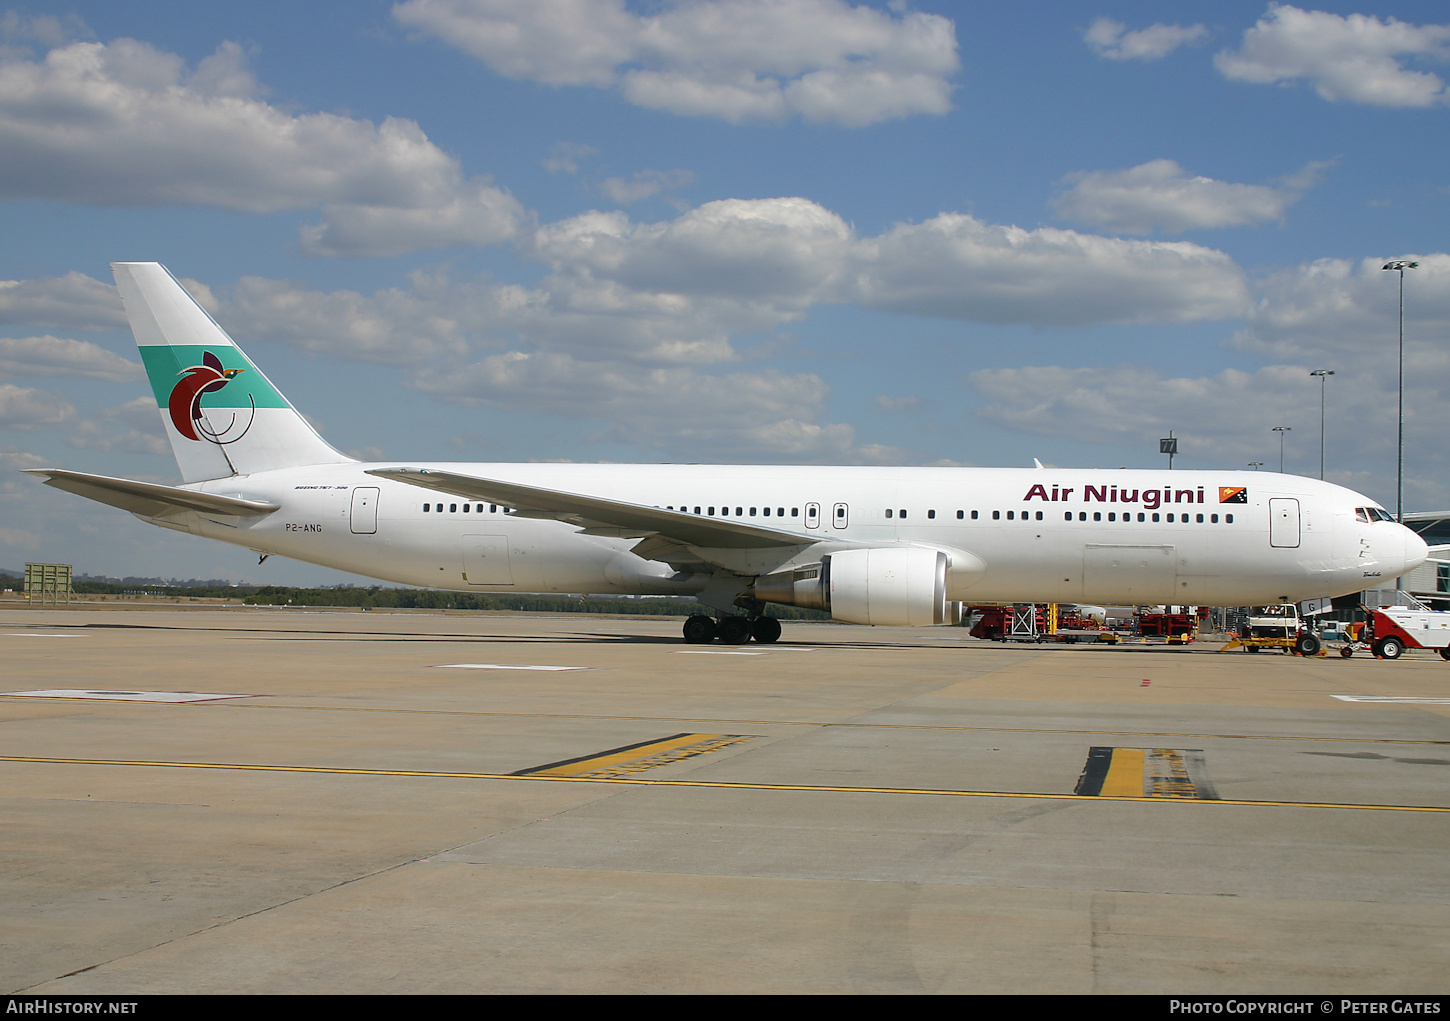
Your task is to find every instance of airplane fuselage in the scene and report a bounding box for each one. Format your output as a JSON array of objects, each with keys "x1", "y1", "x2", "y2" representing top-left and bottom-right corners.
[{"x1": 158, "y1": 463, "x2": 1419, "y2": 608}]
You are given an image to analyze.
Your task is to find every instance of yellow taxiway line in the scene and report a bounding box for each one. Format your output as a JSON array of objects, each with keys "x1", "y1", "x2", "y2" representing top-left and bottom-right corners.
[{"x1": 3, "y1": 754, "x2": 1447, "y2": 813}]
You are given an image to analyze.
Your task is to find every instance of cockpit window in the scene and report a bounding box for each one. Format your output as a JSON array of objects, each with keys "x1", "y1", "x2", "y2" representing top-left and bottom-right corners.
[
  {"x1": 1357, "y1": 507, "x2": 1394, "y2": 523},
  {"x1": 1356, "y1": 508, "x2": 1370, "y2": 523}
]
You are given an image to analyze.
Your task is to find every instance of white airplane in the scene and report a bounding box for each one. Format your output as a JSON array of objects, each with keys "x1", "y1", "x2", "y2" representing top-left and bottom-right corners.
[{"x1": 27, "y1": 263, "x2": 1429, "y2": 644}]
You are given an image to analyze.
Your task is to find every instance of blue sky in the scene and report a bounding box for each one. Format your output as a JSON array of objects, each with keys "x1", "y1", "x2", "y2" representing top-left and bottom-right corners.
[{"x1": 1, "y1": 1, "x2": 1447, "y2": 584}]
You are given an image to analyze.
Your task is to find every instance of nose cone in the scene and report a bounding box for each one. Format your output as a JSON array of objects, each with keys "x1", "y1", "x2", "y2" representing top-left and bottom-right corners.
[{"x1": 1399, "y1": 525, "x2": 1430, "y2": 577}]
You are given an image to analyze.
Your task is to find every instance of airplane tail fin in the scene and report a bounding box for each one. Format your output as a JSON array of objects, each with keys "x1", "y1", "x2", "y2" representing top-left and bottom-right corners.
[{"x1": 114, "y1": 262, "x2": 352, "y2": 482}]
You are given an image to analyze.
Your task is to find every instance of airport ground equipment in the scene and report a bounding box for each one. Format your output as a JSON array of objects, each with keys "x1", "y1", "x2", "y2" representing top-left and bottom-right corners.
[
  {"x1": 1219, "y1": 603, "x2": 1322, "y2": 655},
  {"x1": 1339, "y1": 596, "x2": 1450, "y2": 660},
  {"x1": 24, "y1": 563, "x2": 72, "y2": 606},
  {"x1": 969, "y1": 603, "x2": 1117, "y2": 644}
]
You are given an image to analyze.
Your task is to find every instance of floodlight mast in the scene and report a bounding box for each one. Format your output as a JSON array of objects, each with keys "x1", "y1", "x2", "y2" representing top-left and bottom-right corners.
[
  {"x1": 1310, "y1": 369, "x2": 1334, "y2": 481},
  {"x1": 1272, "y1": 426, "x2": 1291, "y2": 473},
  {"x1": 1382, "y1": 260, "x2": 1417, "y2": 524}
]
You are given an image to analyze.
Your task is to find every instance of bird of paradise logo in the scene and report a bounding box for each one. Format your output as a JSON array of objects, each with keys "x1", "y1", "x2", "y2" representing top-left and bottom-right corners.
[{"x1": 167, "y1": 350, "x2": 255, "y2": 444}]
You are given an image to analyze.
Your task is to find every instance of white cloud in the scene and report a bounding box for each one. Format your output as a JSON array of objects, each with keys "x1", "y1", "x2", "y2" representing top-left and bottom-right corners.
[
  {"x1": 0, "y1": 272, "x2": 124, "y2": 330},
  {"x1": 1084, "y1": 17, "x2": 1208, "y2": 61},
  {"x1": 221, "y1": 271, "x2": 476, "y2": 365},
  {"x1": 1232, "y1": 253, "x2": 1450, "y2": 362},
  {"x1": 0, "y1": 335, "x2": 141, "y2": 381},
  {"x1": 0, "y1": 39, "x2": 525, "y2": 255},
  {"x1": 0, "y1": 383, "x2": 74, "y2": 429},
  {"x1": 1215, "y1": 4, "x2": 1450, "y2": 107},
  {"x1": 410, "y1": 350, "x2": 897, "y2": 461},
  {"x1": 543, "y1": 141, "x2": 598, "y2": 175},
  {"x1": 1052, "y1": 159, "x2": 1327, "y2": 234},
  {"x1": 67, "y1": 396, "x2": 169, "y2": 455},
  {"x1": 853, "y1": 213, "x2": 1249, "y2": 325},
  {"x1": 599, "y1": 168, "x2": 694, "y2": 205},
  {"x1": 968, "y1": 250, "x2": 1450, "y2": 502},
  {"x1": 394, "y1": 0, "x2": 959, "y2": 126}
]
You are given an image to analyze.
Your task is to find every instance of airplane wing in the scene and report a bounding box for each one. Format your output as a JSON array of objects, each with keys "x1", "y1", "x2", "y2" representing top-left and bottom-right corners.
[
  {"x1": 25, "y1": 469, "x2": 279, "y2": 518},
  {"x1": 366, "y1": 467, "x2": 808, "y2": 550}
]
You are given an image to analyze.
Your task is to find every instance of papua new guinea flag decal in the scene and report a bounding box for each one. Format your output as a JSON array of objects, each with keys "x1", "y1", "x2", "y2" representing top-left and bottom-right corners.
[
  {"x1": 1219, "y1": 486, "x2": 1248, "y2": 504},
  {"x1": 168, "y1": 350, "x2": 250, "y2": 443}
]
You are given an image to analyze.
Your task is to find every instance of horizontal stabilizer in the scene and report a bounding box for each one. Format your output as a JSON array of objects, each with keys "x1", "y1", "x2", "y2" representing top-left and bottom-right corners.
[
  {"x1": 367, "y1": 467, "x2": 807, "y2": 550},
  {"x1": 24, "y1": 469, "x2": 279, "y2": 518}
]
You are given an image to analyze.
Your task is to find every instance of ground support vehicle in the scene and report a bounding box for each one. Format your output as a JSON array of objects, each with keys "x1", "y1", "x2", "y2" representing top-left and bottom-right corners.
[
  {"x1": 1340, "y1": 600, "x2": 1450, "y2": 660},
  {"x1": 1220, "y1": 632, "x2": 1323, "y2": 655},
  {"x1": 1219, "y1": 603, "x2": 1322, "y2": 655}
]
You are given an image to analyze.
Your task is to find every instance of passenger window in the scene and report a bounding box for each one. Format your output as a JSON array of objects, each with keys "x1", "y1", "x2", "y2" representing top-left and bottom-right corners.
[
  {"x1": 1036, "y1": 511, "x2": 1043, "y2": 520},
  {"x1": 1137, "y1": 513, "x2": 1145, "y2": 522},
  {"x1": 1108, "y1": 512, "x2": 1115, "y2": 521},
  {"x1": 1196, "y1": 514, "x2": 1204, "y2": 523},
  {"x1": 1211, "y1": 514, "x2": 1218, "y2": 523},
  {"x1": 928, "y1": 509, "x2": 936, "y2": 519},
  {"x1": 1007, "y1": 510, "x2": 1014, "y2": 520},
  {"x1": 993, "y1": 511, "x2": 1000, "y2": 520},
  {"x1": 900, "y1": 509, "x2": 907, "y2": 519},
  {"x1": 1093, "y1": 512, "x2": 1101, "y2": 521},
  {"x1": 971, "y1": 510, "x2": 978, "y2": 520},
  {"x1": 423, "y1": 503, "x2": 431, "y2": 513},
  {"x1": 1064, "y1": 512, "x2": 1072, "y2": 521},
  {"x1": 763, "y1": 507, "x2": 771, "y2": 516},
  {"x1": 1152, "y1": 513, "x2": 1159, "y2": 522},
  {"x1": 956, "y1": 510, "x2": 964, "y2": 519},
  {"x1": 1079, "y1": 512, "x2": 1086, "y2": 521},
  {"x1": 1226, "y1": 513, "x2": 1234, "y2": 523},
  {"x1": 886, "y1": 509, "x2": 893, "y2": 519}
]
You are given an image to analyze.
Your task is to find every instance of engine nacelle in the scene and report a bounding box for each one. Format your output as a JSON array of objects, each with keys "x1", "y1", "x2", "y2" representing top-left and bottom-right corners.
[{"x1": 754, "y1": 547, "x2": 956, "y2": 626}]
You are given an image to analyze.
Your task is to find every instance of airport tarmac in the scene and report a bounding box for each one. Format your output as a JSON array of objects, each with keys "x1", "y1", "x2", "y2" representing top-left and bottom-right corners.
[{"x1": 2, "y1": 606, "x2": 1448, "y2": 995}]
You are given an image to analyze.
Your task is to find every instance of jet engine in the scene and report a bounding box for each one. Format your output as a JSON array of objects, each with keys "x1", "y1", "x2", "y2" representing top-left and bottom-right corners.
[{"x1": 754, "y1": 547, "x2": 961, "y2": 626}]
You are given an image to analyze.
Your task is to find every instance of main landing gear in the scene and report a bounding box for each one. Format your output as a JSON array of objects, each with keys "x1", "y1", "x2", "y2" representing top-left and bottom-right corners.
[{"x1": 682, "y1": 613, "x2": 781, "y2": 645}]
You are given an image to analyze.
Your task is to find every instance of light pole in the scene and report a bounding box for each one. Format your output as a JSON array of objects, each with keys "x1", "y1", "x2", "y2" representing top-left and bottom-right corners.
[
  {"x1": 1310, "y1": 369, "x2": 1334, "y2": 480},
  {"x1": 1248, "y1": 462, "x2": 1263, "y2": 471},
  {"x1": 1382, "y1": 260, "x2": 1417, "y2": 523},
  {"x1": 1272, "y1": 426, "x2": 1291, "y2": 473}
]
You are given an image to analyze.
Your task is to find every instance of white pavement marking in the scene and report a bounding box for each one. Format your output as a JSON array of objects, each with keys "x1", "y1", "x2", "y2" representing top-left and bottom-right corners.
[
  {"x1": 4, "y1": 633, "x2": 84, "y2": 637},
  {"x1": 1332, "y1": 695, "x2": 1450, "y2": 704},
  {"x1": 1, "y1": 689, "x2": 257, "y2": 702},
  {"x1": 674, "y1": 650, "x2": 766, "y2": 656},
  {"x1": 432, "y1": 663, "x2": 588, "y2": 671}
]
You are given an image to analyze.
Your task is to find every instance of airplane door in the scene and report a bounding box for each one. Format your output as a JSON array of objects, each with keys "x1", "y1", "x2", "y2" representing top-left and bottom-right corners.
[
  {"x1": 805, "y1": 502, "x2": 820, "y2": 529},
  {"x1": 832, "y1": 503, "x2": 849, "y2": 529},
  {"x1": 1269, "y1": 498, "x2": 1300, "y2": 548},
  {"x1": 349, "y1": 487, "x2": 379, "y2": 534},
  {"x1": 462, "y1": 535, "x2": 514, "y2": 586}
]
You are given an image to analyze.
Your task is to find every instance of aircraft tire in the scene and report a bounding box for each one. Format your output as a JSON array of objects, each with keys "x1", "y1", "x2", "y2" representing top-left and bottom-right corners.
[
  {"x1": 683, "y1": 614, "x2": 717, "y2": 644},
  {"x1": 718, "y1": 616, "x2": 752, "y2": 645},
  {"x1": 1375, "y1": 637, "x2": 1404, "y2": 660},
  {"x1": 750, "y1": 616, "x2": 782, "y2": 644},
  {"x1": 1294, "y1": 633, "x2": 1321, "y2": 657}
]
